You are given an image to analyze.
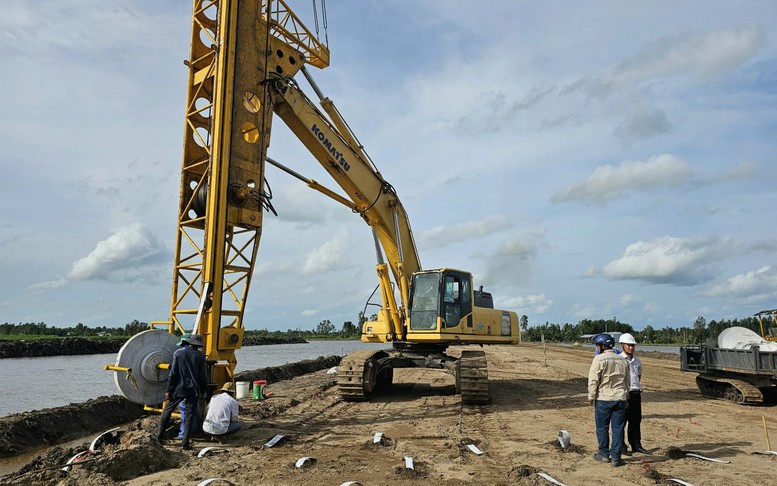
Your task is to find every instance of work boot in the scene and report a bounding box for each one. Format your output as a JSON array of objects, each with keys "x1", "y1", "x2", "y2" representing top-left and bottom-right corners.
[
  {"x1": 181, "y1": 443, "x2": 192, "y2": 451},
  {"x1": 611, "y1": 458, "x2": 626, "y2": 467},
  {"x1": 633, "y1": 445, "x2": 650, "y2": 454},
  {"x1": 621, "y1": 445, "x2": 632, "y2": 456},
  {"x1": 592, "y1": 452, "x2": 610, "y2": 463}
]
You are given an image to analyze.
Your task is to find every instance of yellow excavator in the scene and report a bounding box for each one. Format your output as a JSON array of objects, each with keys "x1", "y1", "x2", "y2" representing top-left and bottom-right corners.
[{"x1": 106, "y1": 0, "x2": 519, "y2": 409}]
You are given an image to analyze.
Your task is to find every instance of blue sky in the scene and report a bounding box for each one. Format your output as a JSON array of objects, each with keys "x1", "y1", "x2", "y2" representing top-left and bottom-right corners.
[{"x1": 1, "y1": 1, "x2": 776, "y2": 332}]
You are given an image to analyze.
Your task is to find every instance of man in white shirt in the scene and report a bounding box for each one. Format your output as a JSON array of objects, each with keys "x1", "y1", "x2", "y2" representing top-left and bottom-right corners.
[
  {"x1": 619, "y1": 333, "x2": 648, "y2": 454},
  {"x1": 203, "y1": 383, "x2": 241, "y2": 438}
]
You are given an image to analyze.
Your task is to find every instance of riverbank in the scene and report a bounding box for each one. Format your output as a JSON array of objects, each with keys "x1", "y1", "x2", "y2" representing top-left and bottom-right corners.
[
  {"x1": 0, "y1": 355, "x2": 341, "y2": 459},
  {"x1": 0, "y1": 335, "x2": 308, "y2": 359}
]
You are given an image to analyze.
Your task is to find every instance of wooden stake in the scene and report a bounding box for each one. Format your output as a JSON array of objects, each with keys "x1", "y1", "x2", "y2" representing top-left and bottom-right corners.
[
  {"x1": 541, "y1": 334, "x2": 546, "y2": 366},
  {"x1": 764, "y1": 415, "x2": 772, "y2": 451}
]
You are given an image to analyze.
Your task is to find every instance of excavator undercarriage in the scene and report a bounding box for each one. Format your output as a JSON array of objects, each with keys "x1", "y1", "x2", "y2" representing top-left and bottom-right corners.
[{"x1": 337, "y1": 346, "x2": 490, "y2": 405}]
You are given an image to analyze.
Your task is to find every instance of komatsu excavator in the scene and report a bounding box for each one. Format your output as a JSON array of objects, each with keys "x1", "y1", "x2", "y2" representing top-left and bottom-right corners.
[{"x1": 106, "y1": 0, "x2": 519, "y2": 410}]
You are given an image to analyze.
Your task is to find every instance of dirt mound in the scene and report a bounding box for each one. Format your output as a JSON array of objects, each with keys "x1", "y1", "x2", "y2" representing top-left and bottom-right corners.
[
  {"x1": 640, "y1": 350, "x2": 680, "y2": 360},
  {"x1": 0, "y1": 396, "x2": 145, "y2": 458},
  {"x1": 234, "y1": 355, "x2": 341, "y2": 385},
  {"x1": 4, "y1": 429, "x2": 185, "y2": 485}
]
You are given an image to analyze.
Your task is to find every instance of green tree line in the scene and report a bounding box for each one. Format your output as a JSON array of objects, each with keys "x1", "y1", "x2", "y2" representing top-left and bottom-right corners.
[
  {"x1": 0, "y1": 320, "x2": 149, "y2": 338},
  {"x1": 0, "y1": 313, "x2": 377, "y2": 340},
  {"x1": 521, "y1": 316, "x2": 771, "y2": 345}
]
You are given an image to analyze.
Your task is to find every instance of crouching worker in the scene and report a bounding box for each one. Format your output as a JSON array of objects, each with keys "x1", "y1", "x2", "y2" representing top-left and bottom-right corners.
[{"x1": 203, "y1": 382, "x2": 241, "y2": 440}]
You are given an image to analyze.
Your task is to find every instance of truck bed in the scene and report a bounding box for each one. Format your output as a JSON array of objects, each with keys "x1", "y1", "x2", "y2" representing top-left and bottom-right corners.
[{"x1": 681, "y1": 344, "x2": 777, "y2": 376}]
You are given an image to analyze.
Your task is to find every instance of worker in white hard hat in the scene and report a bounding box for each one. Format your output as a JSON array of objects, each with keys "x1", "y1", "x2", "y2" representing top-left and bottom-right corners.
[{"x1": 618, "y1": 333, "x2": 649, "y2": 454}]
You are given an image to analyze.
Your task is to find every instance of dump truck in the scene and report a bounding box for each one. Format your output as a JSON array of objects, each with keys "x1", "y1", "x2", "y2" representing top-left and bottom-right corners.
[{"x1": 680, "y1": 324, "x2": 777, "y2": 404}]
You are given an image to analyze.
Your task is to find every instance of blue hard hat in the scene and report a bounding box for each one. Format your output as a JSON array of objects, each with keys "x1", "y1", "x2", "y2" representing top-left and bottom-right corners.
[{"x1": 593, "y1": 333, "x2": 615, "y2": 348}]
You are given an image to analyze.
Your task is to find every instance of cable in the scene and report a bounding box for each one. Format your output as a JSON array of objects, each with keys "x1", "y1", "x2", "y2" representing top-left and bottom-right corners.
[{"x1": 322, "y1": 0, "x2": 329, "y2": 47}]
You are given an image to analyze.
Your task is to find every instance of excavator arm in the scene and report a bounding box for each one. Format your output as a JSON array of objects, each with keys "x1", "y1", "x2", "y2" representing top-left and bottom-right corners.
[{"x1": 267, "y1": 71, "x2": 421, "y2": 338}]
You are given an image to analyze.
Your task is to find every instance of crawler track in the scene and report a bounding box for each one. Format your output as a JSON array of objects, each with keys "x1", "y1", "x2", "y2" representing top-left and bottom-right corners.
[
  {"x1": 337, "y1": 349, "x2": 386, "y2": 401},
  {"x1": 458, "y1": 350, "x2": 490, "y2": 404},
  {"x1": 695, "y1": 375, "x2": 763, "y2": 404}
]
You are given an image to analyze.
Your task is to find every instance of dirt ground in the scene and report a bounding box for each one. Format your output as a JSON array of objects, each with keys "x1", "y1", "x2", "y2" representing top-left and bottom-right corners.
[{"x1": 4, "y1": 343, "x2": 776, "y2": 485}]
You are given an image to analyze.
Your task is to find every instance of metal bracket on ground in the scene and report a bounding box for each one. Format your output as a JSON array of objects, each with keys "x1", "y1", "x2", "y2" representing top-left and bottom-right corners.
[
  {"x1": 685, "y1": 452, "x2": 730, "y2": 463},
  {"x1": 265, "y1": 434, "x2": 285, "y2": 447},
  {"x1": 295, "y1": 457, "x2": 317, "y2": 468},
  {"x1": 466, "y1": 444, "x2": 484, "y2": 455},
  {"x1": 536, "y1": 472, "x2": 567, "y2": 486},
  {"x1": 198, "y1": 446, "x2": 229, "y2": 458}
]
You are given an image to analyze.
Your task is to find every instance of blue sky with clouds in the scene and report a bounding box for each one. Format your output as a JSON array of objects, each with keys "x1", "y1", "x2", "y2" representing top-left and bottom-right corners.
[{"x1": 1, "y1": 1, "x2": 776, "y2": 332}]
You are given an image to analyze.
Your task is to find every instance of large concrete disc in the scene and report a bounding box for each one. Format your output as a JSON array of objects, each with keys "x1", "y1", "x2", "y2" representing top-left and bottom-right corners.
[{"x1": 113, "y1": 329, "x2": 179, "y2": 405}]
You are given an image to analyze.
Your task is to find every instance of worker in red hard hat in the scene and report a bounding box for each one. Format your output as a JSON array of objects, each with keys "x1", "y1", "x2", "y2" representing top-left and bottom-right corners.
[{"x1": 618, "y1": 333, "x2": 649, "y2": 455}]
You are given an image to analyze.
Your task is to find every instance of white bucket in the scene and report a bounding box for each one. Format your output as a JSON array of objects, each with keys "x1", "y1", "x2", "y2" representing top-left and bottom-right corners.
[{"x1": 235, "y1": 381, "x2": 250, "y2": 399}]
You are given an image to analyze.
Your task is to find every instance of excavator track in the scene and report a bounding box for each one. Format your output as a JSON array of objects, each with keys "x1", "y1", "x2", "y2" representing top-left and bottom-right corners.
[
  {"x1": 338, "y1": 349, "x2": 387, "y2": 402},
  {"x1": 695, "y1": 375, "x2": 763, "y2": 405},
  {"x1": 458, "y1": 350, "x2": 490, "y2": 404}
]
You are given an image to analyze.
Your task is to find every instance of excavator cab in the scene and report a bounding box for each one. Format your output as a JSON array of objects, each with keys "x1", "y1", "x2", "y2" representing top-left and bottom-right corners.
[{"x1": 409, "y1": 269, "x2": 473, "y2": 331}]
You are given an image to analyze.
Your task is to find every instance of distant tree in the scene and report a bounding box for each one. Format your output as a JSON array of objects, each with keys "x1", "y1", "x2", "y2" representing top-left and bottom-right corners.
[
  {"x1": 520, "y1": 315, "x2": 528, "y2": 332},
  {"x1": 316, "y1": 319, "x2": 335, "y2": 335},
  {"x1": 693, "y1": 316, "x2": 707, "y2": 344},
  {"x1": 124, "y1": 320, "x2": 149, "y2": 336},
  {"x1": 641, "y1": 325, "x2": 656, "y2": 344},
  {"x1": 341, "y1": 321, "x2": 359, "y2": 337}
]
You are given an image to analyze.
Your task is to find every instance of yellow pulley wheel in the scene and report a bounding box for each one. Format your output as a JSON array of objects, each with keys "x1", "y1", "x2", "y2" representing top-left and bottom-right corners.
[{"x1": 112, "y1": 329, "x2": 178, "y2": 406}]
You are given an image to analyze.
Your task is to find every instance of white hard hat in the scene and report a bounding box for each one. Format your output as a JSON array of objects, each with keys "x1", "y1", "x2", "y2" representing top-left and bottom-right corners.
[{"x1": 619, "y1": 333, "x2": 637, "y2": 345}]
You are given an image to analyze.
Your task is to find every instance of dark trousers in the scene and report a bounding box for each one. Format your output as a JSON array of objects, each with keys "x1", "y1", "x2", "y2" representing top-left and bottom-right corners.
[
  {"x1": 594, "y1": 399, "x2": 627, "y2": 460},
  {"x1": 157, "y1": 396, "x2": 198, "y2": 447},
  {"x1": 625, "y1": 390, "x2": 642, "y2": 448}
]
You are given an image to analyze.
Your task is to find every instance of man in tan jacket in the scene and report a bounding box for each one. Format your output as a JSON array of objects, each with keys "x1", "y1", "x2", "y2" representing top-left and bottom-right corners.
[{"x1": 587, "y1": 333, "x2": 630, "y2": 467}]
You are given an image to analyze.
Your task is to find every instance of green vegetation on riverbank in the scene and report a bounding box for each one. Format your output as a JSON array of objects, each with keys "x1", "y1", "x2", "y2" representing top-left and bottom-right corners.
[{"x1": 0, "y1": 318, "x2": 364, "y2": 342}]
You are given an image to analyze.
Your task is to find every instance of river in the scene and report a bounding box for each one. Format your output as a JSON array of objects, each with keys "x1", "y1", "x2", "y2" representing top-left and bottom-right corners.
[{"x1": 0, "y1": 340, "x2": 386, "y2": 418}]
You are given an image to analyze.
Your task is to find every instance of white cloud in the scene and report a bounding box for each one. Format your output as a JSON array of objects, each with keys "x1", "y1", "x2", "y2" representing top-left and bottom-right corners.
[
  {"x1": 703, "y1": 266, "x2": 777, "y2": 300},
  {"x1": 614, "y1": 105, "x2": 672, "y2": 141},
  {"x1": 595, "y1": 236, "x2": 728, "y2": 285},
  {"x1": 747, "y1": 239, "x2": 777, "y2": 254},
  {"x1": 703, "y1": 160, "x2": 757, "y2": 185},
  {"x1": 300, "y1": 227, "x2": 351, "y2": 275},
  {"x1": 301, "y1": 309, "x2": 318, "y2": 317},
  {"x1": 30, "y1": 222, "x2": 167, "y2": 291},
  {"x1": 620, "y1": 294, "x2": 638, "y2": 305},
  {"x1": 498, "y1": 293, "x2": 553, "y2": 314},
  {"x1": 0, "y1": 2, "x2": 181, "y2": 57},
  {"x1": 610, "y1": 26, "x2": 765, "y2": 83},
  {"x1": 482, "y1": 228, "x2": 546, "y2": 287},
  {"x1": 552, "y1": 154, "x2": 694, "y2": 205},
  {"x1": 566, "y1": 26, "x2": 766, "y2": 98},
  {"x1": 418, "y1": 215, "x2": 513, "y2": 250}
]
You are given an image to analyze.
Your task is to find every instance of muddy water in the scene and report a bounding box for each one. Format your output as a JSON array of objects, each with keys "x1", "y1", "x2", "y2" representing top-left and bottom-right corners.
[{"x1": 0, "y1": 340, "x2": 385, "y2": 417}]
